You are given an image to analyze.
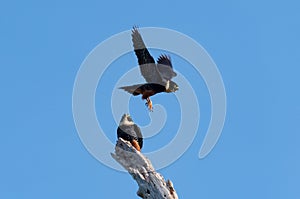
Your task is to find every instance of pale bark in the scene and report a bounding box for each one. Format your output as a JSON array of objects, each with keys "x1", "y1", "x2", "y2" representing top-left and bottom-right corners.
[{"x1": 111, "y1": 138, "x2": 178, "y2": 199}]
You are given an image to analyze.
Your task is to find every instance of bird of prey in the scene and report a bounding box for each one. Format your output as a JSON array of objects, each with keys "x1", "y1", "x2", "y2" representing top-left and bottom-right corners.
[
  {"x1": 119, "y1": 27, "x2": 179, "y2": 111},
  {"x1": 117, "y1": 114, "x2": 143, "y2": 151}
]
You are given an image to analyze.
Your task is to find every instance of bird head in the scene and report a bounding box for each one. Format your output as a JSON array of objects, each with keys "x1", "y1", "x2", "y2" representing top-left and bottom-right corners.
[
  {"x1": 119, "y1": 113, "x2": 134, "y2": 126},
  {"x1": 165, "y1": 80, "x2": 179, "y2": 93}
]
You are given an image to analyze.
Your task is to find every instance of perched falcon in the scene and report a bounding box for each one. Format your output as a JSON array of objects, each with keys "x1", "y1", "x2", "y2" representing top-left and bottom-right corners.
[
  {"x1": 117, "y1": 114, "x2": 143, "y2": 151},
  {"x1": 119, "y1": 27, "x2": 179, "y2": 111}
]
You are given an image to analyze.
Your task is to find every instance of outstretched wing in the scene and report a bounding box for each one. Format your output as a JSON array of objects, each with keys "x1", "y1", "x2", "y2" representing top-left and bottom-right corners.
[
  {"x1": 157, "y1": 54, "x2": 177, "y2": 81},
  {"x1": 132, "y1": 27, "x2": 162, "y2": 83},
  {"x1": 132, "y1": 27, "x2": 155, "y2": 65}
]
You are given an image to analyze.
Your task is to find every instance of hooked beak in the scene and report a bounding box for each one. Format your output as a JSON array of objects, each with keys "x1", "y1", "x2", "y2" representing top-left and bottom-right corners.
[{"x1": 174, "y1": 85, "x2": 179, "y2": 91}]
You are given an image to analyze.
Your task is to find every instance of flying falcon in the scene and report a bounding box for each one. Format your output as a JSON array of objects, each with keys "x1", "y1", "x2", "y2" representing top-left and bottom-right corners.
[
  {"x1": 119, "y1": 27, "x2": 179, "y2": 111},
  {"x1": 117, "y1": 114, "x2": 143, "y2": 151}
]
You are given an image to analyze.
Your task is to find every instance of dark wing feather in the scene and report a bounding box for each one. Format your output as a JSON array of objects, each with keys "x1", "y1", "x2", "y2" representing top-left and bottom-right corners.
[
  {"x1": 117, "y1": 126, "x2": 133, "y2": 141},
  {"x1": 156, "y1": 54, "x2": 177, "y2": 81},
  {"x1": 132, "y1": 27, "x2": 155, "y2": 65},
  {"x1": 132, "y1": 27, "x2": 162, "y2": 83},
  {"x1": 157, "y1": 54, "x2": 173, "y2": 68},
  {"x1": 134, "y1": 124, "x2": 143, "y2": 149}
]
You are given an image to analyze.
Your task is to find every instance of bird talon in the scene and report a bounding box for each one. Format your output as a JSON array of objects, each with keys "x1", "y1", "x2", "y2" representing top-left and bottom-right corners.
[{"x1": 147, "y1": 99, "x2": 153, "y2": 112}]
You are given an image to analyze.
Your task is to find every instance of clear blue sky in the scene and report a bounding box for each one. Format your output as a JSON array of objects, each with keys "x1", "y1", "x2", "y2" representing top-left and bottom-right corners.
[{"x1": 1, "y1": 0, "x2": 300, "y2": 198}]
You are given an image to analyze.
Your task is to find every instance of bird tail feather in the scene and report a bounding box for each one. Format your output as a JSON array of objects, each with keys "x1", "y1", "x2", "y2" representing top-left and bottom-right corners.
[{"x1": 119, "y1": 84, "x2": 143, "y2": 96}]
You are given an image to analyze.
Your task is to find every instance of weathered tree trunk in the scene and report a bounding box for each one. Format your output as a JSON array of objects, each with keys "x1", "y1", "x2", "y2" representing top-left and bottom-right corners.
[{"x1": 111, "y1": 138, "x2": 178, "y2": 199}]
